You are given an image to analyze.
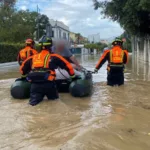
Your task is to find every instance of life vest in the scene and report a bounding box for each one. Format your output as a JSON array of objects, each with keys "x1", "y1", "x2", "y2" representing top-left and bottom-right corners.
[
  {"x1": 106, "y1": 47, "x2": 125, "y2": 72},
  {"x1": 109, "y1": 47, "x2": 124, "y2": 64},
  {"x1": 19, "y1": 47, "x2": 36, "y2": 61},
  {"x1": 30, "y1": 50, "x2": 55, "y2": 81}
]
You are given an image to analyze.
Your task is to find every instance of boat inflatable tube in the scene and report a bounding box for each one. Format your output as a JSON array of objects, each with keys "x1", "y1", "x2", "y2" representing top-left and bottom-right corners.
[
  {"x1": 11, "y1": 71, "x2": 93, "y2": 99},
  {"x1": 69, "y1": 71, "x2": 93, "y2": 97},
  {"x1": 11, "y1": 79, "x2": 31, "y2": 99}
]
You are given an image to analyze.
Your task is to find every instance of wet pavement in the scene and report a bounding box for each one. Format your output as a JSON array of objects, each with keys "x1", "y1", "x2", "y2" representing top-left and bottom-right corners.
[{"x1": 0, "y1": 54, "x2": 150, "y2": 150}]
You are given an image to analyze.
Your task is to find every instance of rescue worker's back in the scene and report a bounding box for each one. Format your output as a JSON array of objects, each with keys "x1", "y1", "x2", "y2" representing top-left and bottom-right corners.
[
  {"x1": 20, "y1": 50, "x2": 75, "y2": 83},
  {"x1": 94, "y1": 39, "x2": 129, "y2": 86},
  {"x1": 17, "y1": 39, "x2": 37, "y2": 65}
]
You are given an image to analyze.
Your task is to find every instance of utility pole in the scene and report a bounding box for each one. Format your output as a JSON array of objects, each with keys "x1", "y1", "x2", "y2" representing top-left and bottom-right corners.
[{"x1": 37, "y1": 5, "x2": 40, "y2": 40}]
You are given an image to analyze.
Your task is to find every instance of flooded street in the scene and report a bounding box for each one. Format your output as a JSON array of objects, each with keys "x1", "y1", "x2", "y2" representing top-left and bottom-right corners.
[{"x1": 0, "y1": 54, "x2": 150, "y2": 150}]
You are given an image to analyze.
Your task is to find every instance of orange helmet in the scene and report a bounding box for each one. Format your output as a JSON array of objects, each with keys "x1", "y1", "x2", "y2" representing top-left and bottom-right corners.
[{"x1": 25, "y1": 39, "x2": 35, "y2": 45}]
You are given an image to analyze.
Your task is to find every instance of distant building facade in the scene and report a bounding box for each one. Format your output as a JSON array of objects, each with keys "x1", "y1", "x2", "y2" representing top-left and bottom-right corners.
[
  {"x1": 100, "y1": 40, "x2": 109, "y2": 45},
  {"x1": 49, "y1": 19, "x2": 70, "y2": 41},
  {"x1": 70, "y1": 32, "x2": 77, "y2": 44},
  {"x1": 70, "y1": 44, "x2": 97, "y2": 55},
  {"x1": 70, "y1": 32, "x2": 88, "y2": 44}
]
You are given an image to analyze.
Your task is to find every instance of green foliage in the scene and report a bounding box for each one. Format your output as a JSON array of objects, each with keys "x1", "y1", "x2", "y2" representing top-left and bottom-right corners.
[
  {"x1": 0, "y1": 43, "x2": 24, "y2": 63},
  {"x1": 93, "y1": 0, "x2": 150, "y2": 37},
  {"x1": 0, "y1": 8, "x2": 38, "y2": 42},
  {"x1": 85, "y1": 42, "x2": 108, "y2": 52},
  {"x1": 118, "y1": 32, "x2": 132, "y2": 52},
  {"x1": 35, "y1": 14, "x2": 50, "y2": 40},
  {"x1": 0, "y1": 2, "x2": 50, "y2": 43},
  {"x1": 124, "y1": 40, "x2": 132, "y2": 52},
  {"x1": 0, "y1": 43, "x2": 41, "y2": 63}
]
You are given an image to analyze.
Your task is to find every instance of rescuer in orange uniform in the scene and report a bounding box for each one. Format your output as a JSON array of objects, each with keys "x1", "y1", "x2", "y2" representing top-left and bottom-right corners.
[
  {"x1": 20, "y1": 36, "x2": 75, "y2": 106},
  {"x1": 94, "y1": 38, "x2": 129, "y2": 86},
  {"x1": 17, "y1": 39, "x2": 37, "y2": 65}
]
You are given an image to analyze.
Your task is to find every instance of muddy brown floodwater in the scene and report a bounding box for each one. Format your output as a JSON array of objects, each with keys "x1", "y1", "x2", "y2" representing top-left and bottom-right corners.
[{"x1": 0, "y1": 54, "x2": 150, "y2": 150}]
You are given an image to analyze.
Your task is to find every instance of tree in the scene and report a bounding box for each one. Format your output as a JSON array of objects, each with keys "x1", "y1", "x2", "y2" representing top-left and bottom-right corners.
[
  {"x1": 0, "y1": 0, "x2": 16, "y2": 7},
  {"x1": 93, "y1": 0, "x2": 150, "y2": 37},
  {"x1": 0, "y1": 8, "x2": 38, "y2": 42},
  {"x1": 0, "y1": 1, "x2": 50, "y2": 43},
  {"x1": 14, "y1": 10, "x2": 38, "y2": 41},
  {"x1": 118, "y1": 32, "x2": 132, "y2": 52},
  {"x1": 35, "y1": 14, "x2": 50, "y2": 40},
  {"x1": 0, "y1": 1, "x2": 16, "y2": 42},
  {"x1": 85, "y1": 42, "x2": 108, "y2": 53}
]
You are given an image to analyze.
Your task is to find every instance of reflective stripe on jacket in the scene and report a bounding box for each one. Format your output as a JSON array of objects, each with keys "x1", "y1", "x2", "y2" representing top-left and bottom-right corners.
[
  {"x1": 31, "y1": 50, "x2": 55, "y2": 81},
  {"x1": 110, "y1": 47, "x2": 124, "y2": 64},
  {"x1": 20, "y1": 50, "x2": 75, "y2": 82},
  {"x1": 95, "y1": 46, "x2": 129, "y2": 70}
]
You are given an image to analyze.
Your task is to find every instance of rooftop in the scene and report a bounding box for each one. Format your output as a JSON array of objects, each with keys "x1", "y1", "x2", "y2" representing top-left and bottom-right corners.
[{"x1": 49, "y1": 19, "x2": 69, "y2": 31}]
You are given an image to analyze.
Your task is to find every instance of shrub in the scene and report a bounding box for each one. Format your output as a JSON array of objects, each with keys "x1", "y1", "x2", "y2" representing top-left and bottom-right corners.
[
  {"x1": 0, "y1": 43, "x2": 41, "y2": 63},
  {"x1": 0, "y1": 43, "x2": 24, "y2": 63}
]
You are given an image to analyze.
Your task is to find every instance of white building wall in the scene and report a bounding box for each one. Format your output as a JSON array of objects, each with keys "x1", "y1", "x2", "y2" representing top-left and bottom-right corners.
[
  {"x1": 52, "y1": 28, "x2": 57, "y2": 39},
  {"x1": 49, "y1": 19, "x2": 70, "y2": 42}
]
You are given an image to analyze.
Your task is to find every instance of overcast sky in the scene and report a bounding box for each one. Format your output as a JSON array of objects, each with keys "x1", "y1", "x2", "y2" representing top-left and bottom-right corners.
[{"x1": 16, "y1": 0, "x2": 124, "y2": 39}]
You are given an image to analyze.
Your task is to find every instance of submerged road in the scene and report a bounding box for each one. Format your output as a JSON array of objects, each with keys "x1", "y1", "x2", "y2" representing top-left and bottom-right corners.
[{"x1": 0, "y1": 54, "x2": 150, "y2": 150}]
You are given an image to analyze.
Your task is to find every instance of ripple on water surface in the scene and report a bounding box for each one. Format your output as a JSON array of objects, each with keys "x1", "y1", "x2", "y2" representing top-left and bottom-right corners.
[{"x1": 0, "y1": 55, "x2": 150, "y2": 150}]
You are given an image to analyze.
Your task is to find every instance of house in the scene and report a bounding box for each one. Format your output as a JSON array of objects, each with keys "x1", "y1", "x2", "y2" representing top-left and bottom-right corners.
[
  {"x1": 70, "y1": 32, "x2": 76, "y2": 44},
  {"x1": 49, "y1": 19, "x2": 70, "y2": 42},
  {"x1": 70, "y1": 44, "x2": 88, "y2": 55},
  {"x1": 100, "y1": 40, "x2": 109, "y2": 45},
  {"x1": 70, "y1": 32, "x2": 88, "y2": 44}
]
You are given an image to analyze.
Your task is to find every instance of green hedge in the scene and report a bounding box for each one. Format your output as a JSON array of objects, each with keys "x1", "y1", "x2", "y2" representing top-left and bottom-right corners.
[
  {"x1": 0, "y1": 43, "x2": 24, "y2": 63},
  {"x1": 0, "y1": 43, "x2": 41, "y2": 63}
]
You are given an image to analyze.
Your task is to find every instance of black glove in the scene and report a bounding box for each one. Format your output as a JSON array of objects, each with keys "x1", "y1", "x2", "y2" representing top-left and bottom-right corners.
[{"x1": 94, "y1": 68, "x2": 98, "y2": 74}]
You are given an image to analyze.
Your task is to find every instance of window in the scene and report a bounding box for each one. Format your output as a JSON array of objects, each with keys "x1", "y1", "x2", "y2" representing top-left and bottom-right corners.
[
  {"x1": 68, "y1": 33, "x2": 69, "y2": 40},
  {"x1": 59, "y1": 29, "x2": 61, "y2": 38},
  {"x1": 63, "y1": 32, "x2": 66, "y2": 39},
  {"x1": 52, "y1": 31, "x2": 54, "y2": 37}
]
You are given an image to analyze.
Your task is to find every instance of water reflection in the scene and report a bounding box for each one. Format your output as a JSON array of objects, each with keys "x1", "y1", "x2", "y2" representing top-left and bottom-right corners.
[{"x1": 132, "y1": 53, "x2": 150, "y2": 81}]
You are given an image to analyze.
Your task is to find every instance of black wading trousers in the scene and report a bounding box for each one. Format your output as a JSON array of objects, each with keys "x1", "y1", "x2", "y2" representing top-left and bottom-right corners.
[{"x1": 30, "y1": 81, "x2": 58, "y2": 106}]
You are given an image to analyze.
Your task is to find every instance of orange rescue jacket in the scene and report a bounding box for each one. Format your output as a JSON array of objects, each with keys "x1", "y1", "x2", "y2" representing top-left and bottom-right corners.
[
  {"x1": 95, "y1": 46, "x2": 129, "y2": 70},
  {"x1": 110, "y1": 46, "x2": 125, "y2": 64},
  {"x1": 17, "y1": 46, "x2": 37, "y2": 65},
  {"x1": 20, "y1": 50, "x2": 75, "y2": 82}
]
